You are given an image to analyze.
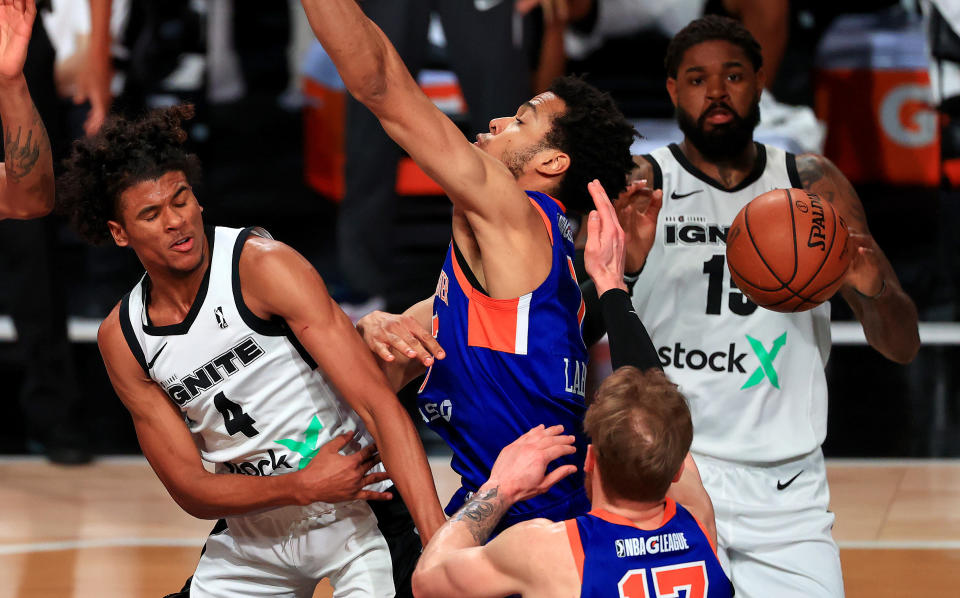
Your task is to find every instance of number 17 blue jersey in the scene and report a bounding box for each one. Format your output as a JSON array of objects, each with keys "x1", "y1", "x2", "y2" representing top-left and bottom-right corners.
[{"x1": 566, "y1": 499, "x2": 733, "y2": 598}]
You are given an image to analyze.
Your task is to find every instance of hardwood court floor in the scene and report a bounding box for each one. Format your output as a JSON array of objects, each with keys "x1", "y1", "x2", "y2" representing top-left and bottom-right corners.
[{"x1": 1, "y1": 457, "x2": 958, "y2": 598}]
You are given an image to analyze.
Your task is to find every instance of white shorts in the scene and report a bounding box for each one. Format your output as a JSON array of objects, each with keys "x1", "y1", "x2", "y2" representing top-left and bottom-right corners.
[
  {"x1": 190, "y1": 500, "x2": 396, "y2": 598},
  {"x1": 695, "y1": 449, "x2": 844, "y2": 598}
]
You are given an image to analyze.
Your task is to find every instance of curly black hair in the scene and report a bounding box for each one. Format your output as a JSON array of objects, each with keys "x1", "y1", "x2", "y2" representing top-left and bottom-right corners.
[
  {"x1": 664, "y1": 15, "x2": 763, "y2": 78},
  {"x1": 57, "y1": 104, "x2": 202, "y2": 245},
  {"x1": 544, "y1": 76, "x2": 636, "y2": 214}
]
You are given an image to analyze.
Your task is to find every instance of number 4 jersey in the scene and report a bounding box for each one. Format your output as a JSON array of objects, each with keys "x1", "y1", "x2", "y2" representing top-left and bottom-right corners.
[
  {"x1": 566, "y1": 499, "x2": 732, "y2": 598},
  {"x1": 119, "y1": 226, "x2": 384, "y2": 498},
  {"x1": 632, "y1": 143, "x2": 832, "y2": 464}
]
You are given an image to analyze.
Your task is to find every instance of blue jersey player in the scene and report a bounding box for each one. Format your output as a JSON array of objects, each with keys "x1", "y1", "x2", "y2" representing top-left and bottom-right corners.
[
  {"x1": 411, "y1": 181, "x2": 731, "y2": 598},
  {"x1": 299, "y1": 0, "x2": 635, "y2": 530},
  {"x1": 416, "y1": 188, "x2": 592, "y2": 527}
]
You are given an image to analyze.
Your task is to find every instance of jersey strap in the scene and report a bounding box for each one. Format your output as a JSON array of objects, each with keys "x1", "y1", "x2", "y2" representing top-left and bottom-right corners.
[{"x1": 564, "y1": 518, "x2": 586, "y2": 583}]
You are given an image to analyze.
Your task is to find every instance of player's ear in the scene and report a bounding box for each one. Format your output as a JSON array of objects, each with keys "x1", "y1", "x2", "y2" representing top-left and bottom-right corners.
[
  {"x1": 666, "y1": 77, "x2": 678, "y2": 106},
  {"x1": 584, "y1": 445, "x2": 596, "y2": 473},
  {"x1": 536, "y1": 150, "x2": 570, "y2": 177},
  {"x1": 107, "y1": 220, "x2": 129, "y2": 247},
  {"x1": 672, "y1": 459, "x2": 685, "y2": 484}
]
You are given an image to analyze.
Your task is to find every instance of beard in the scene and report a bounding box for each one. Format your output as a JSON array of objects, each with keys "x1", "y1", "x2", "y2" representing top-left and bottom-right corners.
[
  {"x1": 502, "y1": 141, "x2": 547, "y2": 179},
  {"x1": 676, "y1": 96, "x2": 761, "y2": 162}
]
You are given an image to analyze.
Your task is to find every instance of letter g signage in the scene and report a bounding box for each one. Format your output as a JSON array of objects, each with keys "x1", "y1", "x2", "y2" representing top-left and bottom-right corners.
[{"x1": 879, "y1": 83, "x2": 936, "y2": 148}]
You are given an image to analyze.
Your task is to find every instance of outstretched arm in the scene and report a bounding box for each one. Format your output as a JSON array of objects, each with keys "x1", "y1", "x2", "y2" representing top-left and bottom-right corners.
[
  {"x1": 298, "y1": 0, "x2": 530, "y2": 221},
  {"x1": 0, "y1": 0, "x2": 53, "y2": 220},
  {"x1": 584, "y1": 179, "x2": 716, "y2": 546},
  {"x1": 239, "y1": 237, "x2": 446, "y2": 542},
  {"x1": 584, "y1": 179, "x2": 661, "y2": 371},
  {"x1": 98, "y1": 310, "x2": 393, "y2": 520},
  {"x1": 797, "y1": 154, "x2": 920, "y2": 363},
  {"x1": 299, "y1": 0, "x2": 550, "y2": 298}
]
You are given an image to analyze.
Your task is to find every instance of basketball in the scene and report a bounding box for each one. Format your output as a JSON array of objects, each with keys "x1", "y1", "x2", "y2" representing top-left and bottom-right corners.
[{"x1": 726, "y1": 188, "x2": 851, "y2": 312}]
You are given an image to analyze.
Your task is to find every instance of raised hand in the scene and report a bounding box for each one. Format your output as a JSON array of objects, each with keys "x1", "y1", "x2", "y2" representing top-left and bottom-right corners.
[
  {"x1": 295, "y1": 432, "x2": 394, "y2": 504},
  {"x1": 0, "y1": 0, "x2": 35, "y2": 83},
  {"x1": 615, "y1": 179, "x2": 663, "y2": 274},
  {"x1": 585, "y1": 179, "x2": 627, "y2": 294},
  {"x1": 488, "y1": 424, "x2": 578, "y2": 504}
]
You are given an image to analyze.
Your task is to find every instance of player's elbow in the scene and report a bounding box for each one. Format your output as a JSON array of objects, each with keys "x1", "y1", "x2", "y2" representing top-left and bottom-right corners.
[
  {"x1": 171, "y1": 493, "x2": 225, "y2": 520},
  {"x1": 3, "y1": 191, "x2": 54, "y2": 219},
  {"x1": 352, "y1": 69, "x2": 389, "y2": 107},
  {"x1": 886, "y1": 335, "x2": 920, "y2": 365},
  {"x1": 411, "y1": 564, "x2": 446, "y2": 598},
  {"x1": 868, "y1": 314, "x2": 920, "y2": 364}
]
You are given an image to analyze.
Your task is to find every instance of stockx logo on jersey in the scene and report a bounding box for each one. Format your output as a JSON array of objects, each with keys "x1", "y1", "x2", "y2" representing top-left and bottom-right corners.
[
  {"x1": 657, "y1": 331, "x2": 787, "y2": 390},
  {"x1": 274, "y1": 415, "x2": 324, "y2": 470},
  {"x1": 741, "y1": 332, "x2": 787, "y2": 390}
]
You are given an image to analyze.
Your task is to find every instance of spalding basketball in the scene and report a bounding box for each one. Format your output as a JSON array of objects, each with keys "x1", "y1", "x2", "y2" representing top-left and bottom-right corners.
[{"x1": 726, "y1": 188, "x2": 851, "y2": 312}]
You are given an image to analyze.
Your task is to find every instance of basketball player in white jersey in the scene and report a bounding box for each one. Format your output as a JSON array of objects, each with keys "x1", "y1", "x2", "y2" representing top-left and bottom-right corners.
[
  {"x1": 57, "y1": 105, "x2": 446, "y2": 597},
  {"x1": 617, "y1": 16, "x2": 921, "y2": 598},
  {"x1": 0, "y1": 0, "x2": 54, "y2": 221}
]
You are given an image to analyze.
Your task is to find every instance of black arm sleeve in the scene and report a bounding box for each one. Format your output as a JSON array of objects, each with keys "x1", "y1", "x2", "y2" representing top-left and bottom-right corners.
[
  {"x1": 599, "y1": 288, "x2": 662, "y2": 372},
  {"x1": 580, "y1": 277, "x2": 642, "y2": 348},
  {"x1": 580, "y1": 279, "x2": 606, "y2": 347}
]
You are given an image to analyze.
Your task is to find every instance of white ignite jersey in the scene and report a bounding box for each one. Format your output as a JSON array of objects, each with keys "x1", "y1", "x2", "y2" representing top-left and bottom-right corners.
[
  {"x1": 632, "y1": 143, "x2": 833, "y2": 463},
  {"x1": 120, "y1": 226, "x2": 382, "y2": 496}
]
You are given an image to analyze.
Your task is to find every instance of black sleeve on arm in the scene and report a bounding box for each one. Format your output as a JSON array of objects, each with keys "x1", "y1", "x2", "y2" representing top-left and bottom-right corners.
[
  {"x1": 580, "y1": 276, "x2": 642, "y2": 348},
  {"x1": 580, "y1": 278, "x2": 606, "y2": 347},
  {"x1": 600, "y1": 288, "x2": 662, "y2": 372}
]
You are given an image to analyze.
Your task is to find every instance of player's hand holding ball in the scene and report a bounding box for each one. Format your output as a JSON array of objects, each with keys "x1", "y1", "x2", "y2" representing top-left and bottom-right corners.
[{"x1": 726, "y1": 188, "x2": 852, "y2": 312}]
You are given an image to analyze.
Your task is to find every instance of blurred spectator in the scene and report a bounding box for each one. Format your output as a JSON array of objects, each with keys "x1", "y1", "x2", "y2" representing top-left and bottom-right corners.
[
  {"x1": 0, "y1": 0, "x2": 118, "y2": 465},
  {"x1": 337, "y1": 0, "x2": 532, "y2": 312}
]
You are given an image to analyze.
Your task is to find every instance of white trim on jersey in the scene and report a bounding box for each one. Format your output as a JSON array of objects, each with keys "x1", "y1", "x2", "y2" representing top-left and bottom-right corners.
[{"x1": 515, "y1": 293, "x2": 532, "y2": 356}]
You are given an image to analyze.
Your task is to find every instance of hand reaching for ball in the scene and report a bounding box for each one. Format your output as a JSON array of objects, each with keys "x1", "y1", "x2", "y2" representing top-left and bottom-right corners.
[{"x1": 615, "y1": 179, "x2": 663, "y2": 274}]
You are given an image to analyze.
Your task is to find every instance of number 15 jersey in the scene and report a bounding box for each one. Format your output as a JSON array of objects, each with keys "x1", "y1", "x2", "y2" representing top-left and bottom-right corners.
[{"x1": 632, "y1": 143, "x2": 832, "y2": 464}]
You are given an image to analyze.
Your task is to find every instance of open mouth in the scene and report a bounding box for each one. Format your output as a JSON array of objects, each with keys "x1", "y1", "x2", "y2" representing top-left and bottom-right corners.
[{"x1": 171, "y1": 236, "x2": 194, "y2": 252}]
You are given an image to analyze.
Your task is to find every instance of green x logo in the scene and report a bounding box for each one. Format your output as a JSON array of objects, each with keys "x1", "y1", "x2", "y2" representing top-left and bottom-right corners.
[
  {"x1": 274, "y1": 415, "x2": 325, "y2": 470},
  {"x1": 741, "y1": 332, "x2": 787, "y2": 390}
]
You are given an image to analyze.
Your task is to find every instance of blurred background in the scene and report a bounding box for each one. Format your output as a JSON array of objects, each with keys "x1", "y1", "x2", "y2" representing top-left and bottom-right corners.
[{"x1": 0, "y1": 0, "x2": 956, "y2": 467}]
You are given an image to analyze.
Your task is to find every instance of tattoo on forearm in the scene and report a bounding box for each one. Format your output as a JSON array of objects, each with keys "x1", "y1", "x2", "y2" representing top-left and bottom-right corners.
[
  {"x1": 4, "y1": 104, "x2": 48, "y2": 183},
  {"x1": 796, "y1": 155, "x2": 868, "y2": 231},
  {"x1": 451, "y1": 487, "x2": 504, "y2": 544},
  {"x1": 797, "y1": 156, "x2": 829, "y2": 198}
]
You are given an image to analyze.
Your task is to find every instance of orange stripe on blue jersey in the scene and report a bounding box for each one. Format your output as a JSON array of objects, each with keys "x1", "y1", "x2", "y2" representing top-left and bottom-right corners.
[
  {"x1": 418, "y1": 314, "x2": 440, "y2": 393},
  {"x1": 529, "y1": 196, "x2": 554, "y2": 246},
  {"x1": 565, "y1": 518, "x2": 585, "y2": 582},
  {"x1": 449, "y1": 242, "x2": 532, "y2": 355},
  {"x1": 567, "y1": 256, "x2": 586, "y2": 327}
]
